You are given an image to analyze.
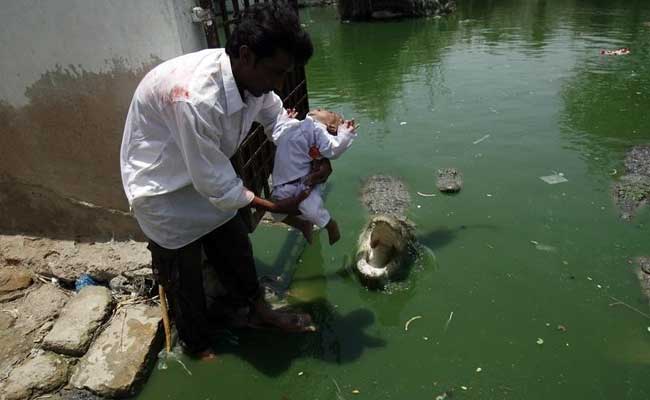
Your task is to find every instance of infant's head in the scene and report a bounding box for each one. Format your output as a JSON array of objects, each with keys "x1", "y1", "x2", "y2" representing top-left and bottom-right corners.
[{"x1": 308, "y1": 108, "x2": 343, "y2": 135}]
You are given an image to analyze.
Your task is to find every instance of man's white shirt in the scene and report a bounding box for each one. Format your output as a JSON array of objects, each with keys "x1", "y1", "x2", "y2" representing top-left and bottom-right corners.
[{"x1": 120, "y1": 49, "x2": 291, "y2": 249}]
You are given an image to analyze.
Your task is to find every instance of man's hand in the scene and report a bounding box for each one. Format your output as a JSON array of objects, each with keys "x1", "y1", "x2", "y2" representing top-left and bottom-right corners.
[
  {"x1": 250, "y1": 190, "x2": 310, "y2": 215},
  {"x1": 271, "y1": 190, "x2": 310, "y2": 215},
  {"x1": 305, "y1": 158, "x2": 333, "y2": 186}
]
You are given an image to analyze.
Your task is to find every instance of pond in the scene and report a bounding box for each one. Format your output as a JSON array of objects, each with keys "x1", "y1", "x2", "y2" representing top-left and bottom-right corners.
[{"x1": 139, "y1": 1, "x2": 650, "y2": 398}]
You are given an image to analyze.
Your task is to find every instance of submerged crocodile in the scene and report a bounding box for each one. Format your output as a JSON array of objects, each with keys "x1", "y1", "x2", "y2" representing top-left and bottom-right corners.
[
  {"x1": 436, "y1": 168, "x2": 463, "y2": 193},
  {"x1": 635, "y1": 257, "x2": 650, "y2": 307},
  {"x1": 356, "y1": 175, "x2": 416, "y2": 288},
  {"x1": 613, "y1": 145, "x2": 650, "y2": 220}
]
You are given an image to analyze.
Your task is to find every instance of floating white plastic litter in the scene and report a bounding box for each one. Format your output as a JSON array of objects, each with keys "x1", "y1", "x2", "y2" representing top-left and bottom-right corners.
[
  {"x1": 473, "y1": 134, "x2": 490, "y2": 144},
  {"x1": 540, "y1": 174, "x2": 568, "y2": 184}
]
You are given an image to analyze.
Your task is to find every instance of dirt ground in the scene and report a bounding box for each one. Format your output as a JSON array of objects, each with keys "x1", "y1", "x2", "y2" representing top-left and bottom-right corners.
[{"x1": 0, "y1": 234, "x2": 149, "y2": 285}]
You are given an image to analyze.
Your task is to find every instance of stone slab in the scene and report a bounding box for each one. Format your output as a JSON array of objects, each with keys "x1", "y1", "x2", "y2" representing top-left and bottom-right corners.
[
  {"x1": 0, "y1": 351, "x2": 70, "y2": 400},
  {"x1": 0, "y1": 284, "x2": 69, "y2": 378},
  {"x1": 70, "y1": 304, "x2": 162, "y2": 397},
  {"x1": 0, "y1": 269, "x2": 32, "y2": 293},
  {"x1": 43, "y1": 286, "x2": 114, "y2": 356}
]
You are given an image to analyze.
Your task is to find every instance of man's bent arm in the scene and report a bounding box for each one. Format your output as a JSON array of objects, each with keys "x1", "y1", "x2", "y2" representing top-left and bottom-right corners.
[
  {"x1": 166, "y1": 101, "x2": 254, "y2": 211},
  {"x1": 257, "y1": 92, "x2": 295, "y2": 144},
  {"x1": 249, "y1": 191, "x2": 309, "y2": 215}
]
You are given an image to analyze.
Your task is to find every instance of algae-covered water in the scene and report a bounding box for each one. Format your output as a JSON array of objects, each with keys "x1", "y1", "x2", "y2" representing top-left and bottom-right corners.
[{"x1": 139, "y1": 1, "x2": 650, "y2": 398}]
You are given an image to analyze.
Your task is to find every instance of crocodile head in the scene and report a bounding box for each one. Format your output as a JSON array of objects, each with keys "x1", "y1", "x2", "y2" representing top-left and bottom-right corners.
[{"x1": 355, "y1": 214, "x2": 415, "y2": 289}]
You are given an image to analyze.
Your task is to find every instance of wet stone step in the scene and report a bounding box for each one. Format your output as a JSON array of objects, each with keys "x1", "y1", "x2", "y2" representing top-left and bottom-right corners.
[
  {"x1": 69, "y1": 304, "x2": 162, "y2": 397},
  {"x1": 0, "y1": 351, "x2": 71, "y2": 400},
  {"x1": 43, "y1": 286, "x2": 114, "y2": 356}
]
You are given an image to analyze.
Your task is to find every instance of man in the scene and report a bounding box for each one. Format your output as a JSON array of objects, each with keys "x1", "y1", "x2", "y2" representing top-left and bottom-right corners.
[{"x1": 120, "y1": 3, "x2": 319, "y2": 357}]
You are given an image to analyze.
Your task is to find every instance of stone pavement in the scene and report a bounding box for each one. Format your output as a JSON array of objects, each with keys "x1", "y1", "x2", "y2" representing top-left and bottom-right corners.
[{"x1": 0, "y1": 266, "x2": 162, "y2": 400}]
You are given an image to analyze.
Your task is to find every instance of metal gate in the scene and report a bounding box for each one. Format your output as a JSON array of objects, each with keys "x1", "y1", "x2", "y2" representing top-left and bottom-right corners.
[{"x1": 194, "y1": 0, "x2": 310, "y2": 232}]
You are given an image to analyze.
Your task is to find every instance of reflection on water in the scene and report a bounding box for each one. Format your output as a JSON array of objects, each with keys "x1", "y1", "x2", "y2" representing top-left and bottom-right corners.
[
  {"x1": 306, "y1": 10, "x2": 454, "y2": 122},
  {"x1": 560, "y1": 9, "x2": 650, "y2": 174},
  {"x1": 140, "y1": 1, "x2": 650, "y2": 399}
]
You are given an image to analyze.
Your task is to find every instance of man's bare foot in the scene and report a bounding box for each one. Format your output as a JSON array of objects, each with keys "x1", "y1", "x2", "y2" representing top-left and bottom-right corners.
[
  {"x1": 253, "y1": 300, "x2": 316, "y2": 333},
  {"x1": 326, "y1": 219, "x2": 340, "y2": 245},
  {"x1": 196, "y1": 349, "x2": 218, "y2": 361}
]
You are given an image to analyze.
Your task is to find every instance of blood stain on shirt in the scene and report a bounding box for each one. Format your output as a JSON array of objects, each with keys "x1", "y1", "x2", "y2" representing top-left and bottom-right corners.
[{"x1": 163, "y1": 86, "x2": 190, "y2": 104}]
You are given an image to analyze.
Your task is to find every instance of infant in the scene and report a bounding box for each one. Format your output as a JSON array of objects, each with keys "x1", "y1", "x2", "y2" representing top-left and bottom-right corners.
[{"x1": 271, "y1": 108, "x2": 357, "y2": 244}]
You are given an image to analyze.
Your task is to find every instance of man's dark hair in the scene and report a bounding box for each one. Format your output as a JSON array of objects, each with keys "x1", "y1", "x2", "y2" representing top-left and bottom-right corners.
[{"x1": 226, "y1": 2, "x2": 313, "y2": 66}]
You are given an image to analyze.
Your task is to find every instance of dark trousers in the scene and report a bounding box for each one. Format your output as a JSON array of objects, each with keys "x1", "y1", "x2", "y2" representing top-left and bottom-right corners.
[{"x1": 148, "y1": 213, "x2": 261, "y2": 354}]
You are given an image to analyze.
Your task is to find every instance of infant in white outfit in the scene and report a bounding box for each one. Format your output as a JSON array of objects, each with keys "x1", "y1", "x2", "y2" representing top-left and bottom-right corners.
[{"x1": 271, "y1": 108, "x2": 357, "y2": 244}]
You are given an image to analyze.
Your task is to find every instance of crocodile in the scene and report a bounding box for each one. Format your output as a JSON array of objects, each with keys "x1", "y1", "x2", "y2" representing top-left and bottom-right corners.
[
  {"x1": 436, "y1": 168, "x2": 463, "y2": 193},
  {"x1": 356, "y1": 175, "x2": 416, "y2": 288},
  {"x1": 613, "y1": 145, "x2": 650, "y2": 220}
]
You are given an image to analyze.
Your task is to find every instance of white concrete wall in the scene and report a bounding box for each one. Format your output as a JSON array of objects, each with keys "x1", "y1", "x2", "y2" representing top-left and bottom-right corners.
[
  {"x1": 0, "y1": 0, "x2": 207, "y2": 240},
  {"x1": 0, "y1": 0, "x2": 205, "y2": 107}
]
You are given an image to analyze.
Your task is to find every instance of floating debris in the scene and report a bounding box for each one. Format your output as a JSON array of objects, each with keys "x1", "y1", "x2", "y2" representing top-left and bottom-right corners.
[
  {"x1": 443, "y1": 311, "x2": 454, "y2": 332},
  {"x1": 530, "y1": 240, "x2": 557, "y2": 252},
  {"x1": 601, "y1": 48, "x2": 630, "y2": 56},
  {"x1": 540, "y1": 174, "x2": 568, "y2": 185},
  {"x1": 473, "y1": 134, "x2": 490, "y2": 145},
  {"x1": 435, "y1": 391, "x2": 453, "y2": 400},
  {"x1": 405, "y1": 315, "x2": 423, "y2": 331},
  {"x1": 557, "y1": 325, "x2": 567, "y2": 332},
  {"x1": 609, "y1": 295, "x2": 650, "y2": 320},
  {"x1": 332, "y1": 378, "x2": 346, "y2": 400}
]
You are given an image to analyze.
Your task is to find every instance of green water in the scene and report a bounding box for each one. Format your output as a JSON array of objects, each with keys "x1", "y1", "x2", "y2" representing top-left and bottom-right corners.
[{"x1": 139, "y1": 1, "x2": 650, "y2": 398}]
